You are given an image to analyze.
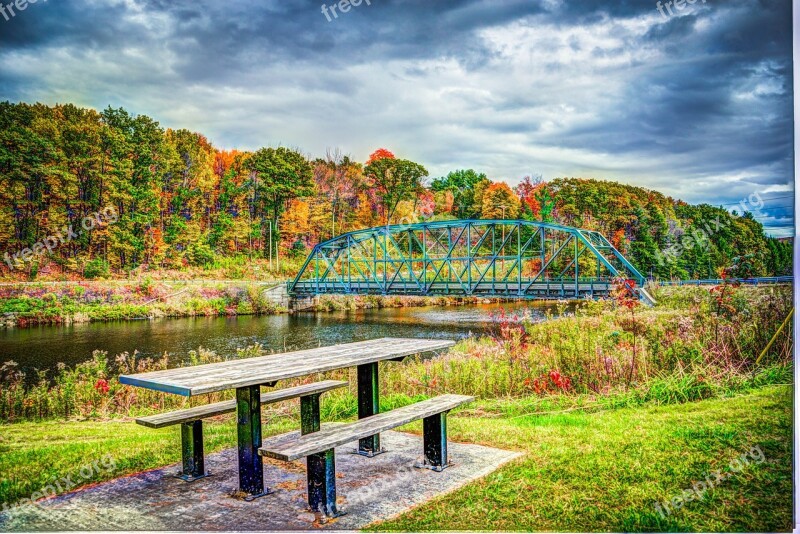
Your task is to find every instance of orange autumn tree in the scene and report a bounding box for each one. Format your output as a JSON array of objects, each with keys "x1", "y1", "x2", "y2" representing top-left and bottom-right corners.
[
  {"x1": 611, "y1": 229, "x2": 627, "y2": 252},
  {"x1": 366, "y1": 148, "x2": 395, "y2": 164},
  {"x1": 280, "y1": 199, "x2": 312, "y2": 257},
  {"x1": 354, "y1": 191, "x2": 380, "y2": 229},
  {"x1": 433, "y1": 189, "x2": 455, "y2": 217},
  {"x1": 212, "y1": 150, "x2": 255, "y2": 256},
  {"x1": 480, "y1": 182, "x2": 521, "y2": 220}
]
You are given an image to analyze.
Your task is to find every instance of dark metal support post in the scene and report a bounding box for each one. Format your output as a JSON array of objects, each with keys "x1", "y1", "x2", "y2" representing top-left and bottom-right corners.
[
  {"x1": 176, "y1": 420, "x2": 209, "y2": 481},
  {"x1": 416, "y1": 412, "x2": 449, "y2": 471},
  {"x1": 307, "y1": 448, "x2": 343, "y2": 518},
  {"x1": 236, "y1": 385, "x2": 271, "y2": 499},
  {"x1": 356, "y1": 362, "x2": 383, "y2": 456},
  {"x1": 300, "y1": 394, "x2": 321, "y2": 435}
]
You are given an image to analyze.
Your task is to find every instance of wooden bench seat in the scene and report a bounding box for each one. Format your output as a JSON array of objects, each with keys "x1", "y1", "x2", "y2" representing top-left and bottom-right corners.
[
  {"x1": 258, "y1": 394, "x2": 474, "y2": 517},
  {"x1": 136, "y1": 380, "x2": 347, "y2": 428},
  {"x1": 137, "y1": 380, "x2": 347, "y2": 481}
]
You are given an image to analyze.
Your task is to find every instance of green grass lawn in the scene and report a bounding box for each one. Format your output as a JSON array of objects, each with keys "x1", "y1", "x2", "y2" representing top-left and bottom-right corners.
[
  {"x1": 0, "y1": 385, "x2": 792, "y2": 532},
  {"x1": 375, "y1": 385, "x2": 793, "y2": 532}
]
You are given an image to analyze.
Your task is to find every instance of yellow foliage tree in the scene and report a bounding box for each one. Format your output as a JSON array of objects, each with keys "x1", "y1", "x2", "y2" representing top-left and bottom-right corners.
[
  {"x1": 480, "y1": 182, "x2": 521, "y2": 220},
  {"x1": 280, "y1": 199, "x2": 311, "y2": 254}
]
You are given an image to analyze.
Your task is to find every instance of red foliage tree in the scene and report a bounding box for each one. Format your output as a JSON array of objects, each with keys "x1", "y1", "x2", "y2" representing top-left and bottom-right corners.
[
  {"x1": 416, "y1": 190, "x2": 435, "y2": 219},
  {"x1": 366, "y1": 148, "x2": 395, "y2": 165},
  {"x1": 516, "y1": 175, "x2": 548, "y2": 218}
]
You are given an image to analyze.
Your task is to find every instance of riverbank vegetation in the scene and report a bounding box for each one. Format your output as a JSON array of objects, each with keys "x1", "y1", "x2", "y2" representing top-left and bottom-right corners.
[
  {"x1": 1, "y1": 284, "x2": 791, "y2": 422},
  {"x1": 383, "y1": 283, "x2": 793, "y2": 403},
  {"x1": 312, "y1": 294, "x2": 479, "y2": 312},
  {"x1": 0, "y1": 280, "x2": 285, "y2": 328},
  {"x1": 1, "y1": 103, "x2": 791, "y2": 282},
  {"x1": 0, "y1": 280, "x2": 470, "y2": 328}
]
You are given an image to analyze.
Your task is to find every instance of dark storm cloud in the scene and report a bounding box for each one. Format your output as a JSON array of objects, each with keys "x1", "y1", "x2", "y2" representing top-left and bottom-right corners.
[
  {"x1": 0, "y1": 1, "x2": 141, "y2": 48},
  {"x1": 0, "y1": 0, "x2": 793, "y2": 236}
]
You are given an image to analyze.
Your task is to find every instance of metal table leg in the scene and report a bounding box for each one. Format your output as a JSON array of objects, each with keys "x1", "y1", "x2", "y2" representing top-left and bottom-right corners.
[
  {"x1": 307, "y1": 448, "x2": 344, "y2": 519},
  {"x1": 176, "y1": 420, "x2": 210, "y2": 481},
  {"x1": 300, "y1": 393, "x2": 344, "y2": 518},
  {"x1": 236, "y1": 385, "x2": 272, "y2": 499},
  {"x1": 356, "y1": 362, "x2": 384, "y2": 456},
  {"x1": 416, "y1": 412, "x2": 450, "y2": 471},
  {"x1": 300, "y1": 394, "x2": 321, "y2": 435}
]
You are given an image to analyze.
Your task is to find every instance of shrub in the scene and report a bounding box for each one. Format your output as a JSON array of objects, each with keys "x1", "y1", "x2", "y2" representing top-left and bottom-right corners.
[
  {"x1": 289, "y1": 239, "x2": 307, "y2": 259},
  {"x1": 83, "y1": 259, "x2": 110, "y2": 279},
  {"x1": 187, "y1": 242, "x2": 215, "y2": 267}
]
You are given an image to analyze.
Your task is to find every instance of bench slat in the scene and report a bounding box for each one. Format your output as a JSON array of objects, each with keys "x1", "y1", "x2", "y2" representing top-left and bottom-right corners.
[
  {"x1": 136, "y1": 380, "x2": 347, "y2": 429},
  {"x1": 259, "y1": 394, "x2": 474, "y2": 461}
]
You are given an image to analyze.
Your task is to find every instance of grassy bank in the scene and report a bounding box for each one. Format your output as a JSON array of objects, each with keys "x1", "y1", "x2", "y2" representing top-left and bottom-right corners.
[
  {"x1": 0, "y1": 280, "x2": 285, "y2": 328},
  {"x1": 0, "y1": 386, "x2": 791, "y2": 531},
  {"x1": 374, "y1": 385, "x2": 792, "y2": 532},
  {"x1": 0, "y1": 257, "x2": 302, "y2": 284},
  {"x1": 0, "y1": 280, "x2": 469, "y2": 328}
]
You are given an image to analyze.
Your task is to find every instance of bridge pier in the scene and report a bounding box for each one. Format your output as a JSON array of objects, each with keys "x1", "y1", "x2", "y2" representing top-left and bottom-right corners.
[
  {"x1": 260, "y1": 283, "x2": 320, "y2": 312},
  {"x1": 289, "y1": 295, "x2": 317, "y2": 313},
  {"x1": 636, "y1": 287, "x2": 657, "y2": 307},
  {"x1": 261, "y1": 284, "x2": 290, "y2": 310}
]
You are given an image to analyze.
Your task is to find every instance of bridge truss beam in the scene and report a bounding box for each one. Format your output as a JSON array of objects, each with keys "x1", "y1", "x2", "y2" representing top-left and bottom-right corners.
[{"x1": 290, "y1": 219, "x2": 646, "y2": 300}]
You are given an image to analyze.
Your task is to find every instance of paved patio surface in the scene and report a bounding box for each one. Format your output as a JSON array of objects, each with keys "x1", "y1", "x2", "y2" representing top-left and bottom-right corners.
[{"x1": 0, "y1": 430, "x2": 521, "y2": 531}]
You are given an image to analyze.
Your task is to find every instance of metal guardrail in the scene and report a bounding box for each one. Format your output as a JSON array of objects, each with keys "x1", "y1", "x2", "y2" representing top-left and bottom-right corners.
[{"x1": 655, "y1": 276, "x2": 793, "y2": 286}]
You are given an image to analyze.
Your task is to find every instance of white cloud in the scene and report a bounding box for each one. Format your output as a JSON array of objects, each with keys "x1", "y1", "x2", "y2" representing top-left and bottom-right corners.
[{"x1": 0, "y1": 0, "x2": 791, "y2": 235}]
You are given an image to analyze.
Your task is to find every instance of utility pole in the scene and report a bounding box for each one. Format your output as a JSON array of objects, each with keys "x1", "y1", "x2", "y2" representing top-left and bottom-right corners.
[
  {"x1": 275, "y1": 219, "x2": 280, "y2": 273},
  {"x1": 268, "y1": 220, "x2": 273, "y2": 270}
]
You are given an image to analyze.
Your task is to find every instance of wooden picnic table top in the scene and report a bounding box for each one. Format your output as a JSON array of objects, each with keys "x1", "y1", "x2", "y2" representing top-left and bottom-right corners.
[{"x1": 118, "y1": 337, "x2": 454, "y2": 397}]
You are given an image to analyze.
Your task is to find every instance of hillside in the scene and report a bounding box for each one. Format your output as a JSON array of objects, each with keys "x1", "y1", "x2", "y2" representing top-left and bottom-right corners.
[
  {"x1": 545, "y1": 178, "x2": 792, "y2": 279},
  {"x1": 0, "y1": 102, "x2": 791, "y2": 281}
]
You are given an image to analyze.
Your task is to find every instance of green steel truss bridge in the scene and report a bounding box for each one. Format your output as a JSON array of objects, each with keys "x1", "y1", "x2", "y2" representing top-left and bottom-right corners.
[{"x1": 290, "y1": 219, "x2": 649, "y2": 301}]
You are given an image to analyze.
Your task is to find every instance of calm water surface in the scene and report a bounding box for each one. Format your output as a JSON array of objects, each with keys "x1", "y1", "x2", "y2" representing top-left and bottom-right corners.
[{"x1": 0, "y1": 301, "x2": 570, "y2": 375}]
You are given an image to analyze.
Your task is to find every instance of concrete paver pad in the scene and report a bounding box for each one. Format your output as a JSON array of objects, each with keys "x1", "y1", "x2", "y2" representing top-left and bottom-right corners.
[{"x1": 0, "y1": 430, "x2": 521, "y2": 531}]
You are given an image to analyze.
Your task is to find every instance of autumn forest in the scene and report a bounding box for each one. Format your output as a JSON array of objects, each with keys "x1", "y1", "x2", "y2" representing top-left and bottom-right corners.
[{"x1": 0, "y1": 102, "x2": 791, "y2": 280}]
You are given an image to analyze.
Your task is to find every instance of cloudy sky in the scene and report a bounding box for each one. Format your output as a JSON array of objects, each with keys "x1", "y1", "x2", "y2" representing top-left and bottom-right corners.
[{"x1": 0, "y1": 0, "x2": 793, "y2": 236}]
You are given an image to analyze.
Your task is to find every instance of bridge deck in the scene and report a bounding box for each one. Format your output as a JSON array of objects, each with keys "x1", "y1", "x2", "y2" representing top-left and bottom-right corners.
[{"x1": 291, "y1": 280, "x2": 612, "y2": 298}]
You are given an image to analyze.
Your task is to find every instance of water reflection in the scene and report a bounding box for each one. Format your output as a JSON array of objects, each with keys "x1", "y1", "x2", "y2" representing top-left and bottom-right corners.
[{"x1": 0, "y1": 300, "x2": 573, "y2": 375}]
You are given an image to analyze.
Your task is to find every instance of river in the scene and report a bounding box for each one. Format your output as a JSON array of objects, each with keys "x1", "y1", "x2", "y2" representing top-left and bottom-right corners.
[{"x1": 0, "y1": 301, "x2": 570, "y2": 377}]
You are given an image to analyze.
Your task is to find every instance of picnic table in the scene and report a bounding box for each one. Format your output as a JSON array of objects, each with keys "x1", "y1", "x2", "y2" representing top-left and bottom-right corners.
[{"x1": 120, "y1": 337, "x2": 455, "y2": 500}]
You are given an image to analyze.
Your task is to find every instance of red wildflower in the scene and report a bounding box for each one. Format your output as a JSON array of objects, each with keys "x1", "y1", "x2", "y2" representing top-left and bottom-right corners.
[
  {"x1": 548, "y1": 370, "x2": 571, "y2": 391},
  {"x1": 94, "y1": 379, "x2": 110, "y2": 394}
]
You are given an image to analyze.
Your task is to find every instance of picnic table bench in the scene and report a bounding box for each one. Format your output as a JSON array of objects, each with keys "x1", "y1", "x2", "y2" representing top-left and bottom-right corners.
[
  {"x1": 135, "y1": 380, "x2": 347, "y2": 481},
  {"x1": 119, "y1": 337, "x2": 459, "y2": 510},
  {"x1": 260, "y1": 394, "x2": 473, "y2": 517}
]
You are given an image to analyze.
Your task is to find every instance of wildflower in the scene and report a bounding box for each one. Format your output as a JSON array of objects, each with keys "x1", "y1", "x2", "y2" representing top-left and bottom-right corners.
[
  {"x1": 548, "y1": 369, "x2": 572, "y2": 391},
  {"x1": 94, "y1": 379, "x2": 110, "y2": 394}
]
